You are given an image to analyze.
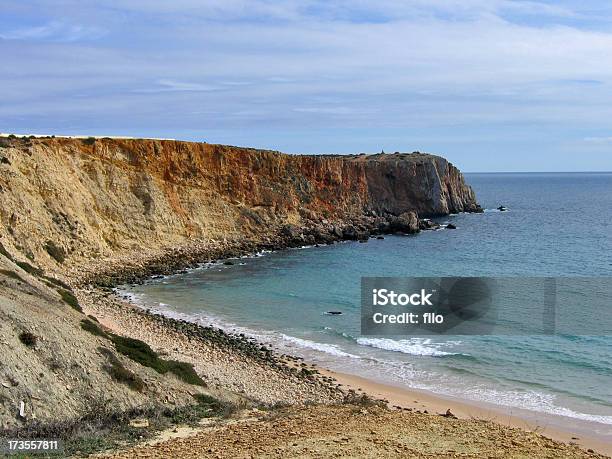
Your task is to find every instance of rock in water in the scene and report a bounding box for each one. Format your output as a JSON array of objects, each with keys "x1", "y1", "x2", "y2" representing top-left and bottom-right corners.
[
  {"x1": 389, "y1": 211, "x2": 419, "y2": 234},
  {"x1": 419, "y1": 219, "x2": 440, "y2": 230}
]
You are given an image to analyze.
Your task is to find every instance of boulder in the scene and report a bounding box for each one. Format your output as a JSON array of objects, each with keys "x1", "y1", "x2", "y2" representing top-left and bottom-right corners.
[
  {"x1": 419, "y1": 219, "x2": 440, "y2": 230},
  {"x1": 342, "y1": 225, "x2": 358, "y2": 240},
  {"x1": 389, "y1": 211, "x2": 419, "y2": 234},
  {"x1": 281, "y1": 224, "x2": 304, "y2": 242},
  {"x1": 332, "y1": 225, "x2": 344, "y2": 238}
]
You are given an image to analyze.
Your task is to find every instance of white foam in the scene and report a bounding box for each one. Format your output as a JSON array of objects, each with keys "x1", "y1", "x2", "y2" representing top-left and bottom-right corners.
[
  {"x1": 280, "y1": 334, "x2": 360, "y2": 358},
  {"x1": 443, "y1": 386, "x2": 612, "y2": 426},
  {"x1": 116, "y1": 288, "x2": 612, "y2": 427},
  {"x1": 356, "y1": 337, "x2": 460, "y2": 357}
]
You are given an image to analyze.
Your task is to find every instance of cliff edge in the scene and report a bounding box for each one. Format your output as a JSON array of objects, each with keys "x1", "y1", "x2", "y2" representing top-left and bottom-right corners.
[{"x1": 0, "y1": 137, "x2": 479, "y2": 279}]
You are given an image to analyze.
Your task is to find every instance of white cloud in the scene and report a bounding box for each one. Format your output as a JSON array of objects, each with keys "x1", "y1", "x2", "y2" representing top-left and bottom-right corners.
[
  {"x1": 1, "y1": 0, "x2": 612, "y2": 167},
  {"x1": 0, "y1": 21, "x2": 105, "y2": 42},
  {"x1": 134, "y1": 79, "x2": 220, "y2": 93}
]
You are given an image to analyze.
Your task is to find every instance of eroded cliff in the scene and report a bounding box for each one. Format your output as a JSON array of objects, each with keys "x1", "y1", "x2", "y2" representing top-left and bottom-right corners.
[
  {"x1": 0, "y1": 136, "x2": 480, "y2": 432},
  {"x1": 0, "y1": 137, "x2": 479, "y2": 277}
]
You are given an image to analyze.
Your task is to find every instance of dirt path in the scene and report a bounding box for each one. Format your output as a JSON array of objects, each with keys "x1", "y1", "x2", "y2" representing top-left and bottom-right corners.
[{"x1": 102, "y1": 405, "x2": 605, "y2": 458}]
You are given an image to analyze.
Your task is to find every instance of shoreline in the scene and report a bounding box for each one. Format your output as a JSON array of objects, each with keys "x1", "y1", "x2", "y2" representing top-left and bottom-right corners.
[
  {"x1": 106, "y1": 243, "x2": 612, "y2": 455},
  {"x1": 87, "y1": 283, "x2": 611, "y2": 457},
  {"x1": 73, "y1": 232, "x2": 611, "y2": 457},
  {"x1": 321, "y1": 368, "x2": 612, "y2": 456}
]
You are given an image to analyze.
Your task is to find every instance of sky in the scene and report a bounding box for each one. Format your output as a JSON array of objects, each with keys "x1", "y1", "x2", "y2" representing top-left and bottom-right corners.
[{"x1": 1, "y1": 1, "x2": 612, "y2": 171}]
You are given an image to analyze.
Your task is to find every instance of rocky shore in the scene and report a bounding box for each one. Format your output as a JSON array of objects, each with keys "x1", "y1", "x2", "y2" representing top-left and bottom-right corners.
[
  {"x1": 81, "y1": 211, "x2": 450, "y2": 287},
  {"x1": 0, "y1": 137, "x2": 481, "y2": 282},
  {"x1": 79, "y1": 285, "x2": 345, "y2": 406}
]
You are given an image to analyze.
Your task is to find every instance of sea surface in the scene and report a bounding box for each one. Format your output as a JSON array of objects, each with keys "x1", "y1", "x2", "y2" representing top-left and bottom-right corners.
[{"x1": 122, "y1": 172, "x2": 612, "y2": 436}]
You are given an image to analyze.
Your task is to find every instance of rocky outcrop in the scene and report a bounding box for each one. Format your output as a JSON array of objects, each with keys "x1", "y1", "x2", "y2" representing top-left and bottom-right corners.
[
  {"x1": 0, "y1": 137, "x2": 480, "y2": 276},
  {"x1": 353, "y1": 153, "x2": 481, "y2": 217},
  {"x1": 0, "y1": 136, "x2": 480, "y2": 430}
]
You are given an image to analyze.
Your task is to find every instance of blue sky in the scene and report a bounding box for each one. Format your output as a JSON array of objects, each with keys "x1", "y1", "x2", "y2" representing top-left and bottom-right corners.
[{"x1": 1, "y1": 0, "x2": 612, "y2": 171}]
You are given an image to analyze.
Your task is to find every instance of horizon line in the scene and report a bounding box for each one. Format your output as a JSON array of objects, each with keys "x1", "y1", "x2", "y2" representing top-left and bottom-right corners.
[{"x1": 465, "y1": 170, "x2": 612, "y2": 174}]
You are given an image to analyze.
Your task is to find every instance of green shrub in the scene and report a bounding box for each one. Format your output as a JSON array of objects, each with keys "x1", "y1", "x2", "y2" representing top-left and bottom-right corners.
[
  {"x1": 110, "y1": 334, "x2": 166, "y2": 373},
  {"x1": 44, "y1": 241, "x2": 65, "y2": 263},
  {"x1": 99, "y1": 348, "x2": 145, "y2": 392},
  {"x1": 192, "y1": 394, "x2": 226, "y2": 414},
  {"x1": 0, "y1": 391, "x2": 231, "y2": 457},
  {"x1": 58, "y1": 288, "x2": 83, "y2": 313},
  {"x1": 19, "y1": 331, "x2": 38, "y2": 347},
  {"x1": 164, "y1": 360, "x2": 206, "y2": 387},
  {"x1": 165, "y1": 394, "x2": 231, "y2": 424},
  {"x1": 109, "y1": 334, "x2": 206, "y2": 386},
  {"x1": 0, "y1": 269, "x2": 22, "y2": 281},
  {"x1": 81, "y1": 319, "x2": 108, "y2": 338},
  {"x1": 15, "y1": 260, "x2": 43, "y2": 276}
]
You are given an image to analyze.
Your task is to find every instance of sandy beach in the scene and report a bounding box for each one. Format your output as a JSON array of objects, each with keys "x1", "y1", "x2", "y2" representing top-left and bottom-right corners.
[
  {"x1": 323, "y1": 369, "x2": 612, "y2": 456},
  {"x1": 81, "y1": 286, "x2": 610, "y2": 457}
]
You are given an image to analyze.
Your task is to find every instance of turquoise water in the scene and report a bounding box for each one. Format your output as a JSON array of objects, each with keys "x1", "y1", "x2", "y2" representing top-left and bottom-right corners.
[{"x1": 124, "y1": 172, "x2": 612, "y2": 433}]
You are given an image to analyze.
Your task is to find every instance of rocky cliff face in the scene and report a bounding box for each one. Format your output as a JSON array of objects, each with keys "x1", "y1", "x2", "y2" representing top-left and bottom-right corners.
[
  {"x1": 0, "y1": 137, "x2": 480, "y2": 276},
  {"x1": 0, "y1": 136, "x2": 480, "y2": 429}
]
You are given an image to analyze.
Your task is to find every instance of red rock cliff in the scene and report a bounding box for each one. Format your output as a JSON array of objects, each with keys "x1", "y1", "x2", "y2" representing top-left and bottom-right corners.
[{"x1": 0, "y1": 137, "x2": 479, "y2": 274}]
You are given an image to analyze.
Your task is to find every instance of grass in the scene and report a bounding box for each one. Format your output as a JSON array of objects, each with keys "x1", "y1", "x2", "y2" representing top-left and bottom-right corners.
[
  {"x1": 58, "y1": 288, "x2": 83, "y2": 313},
  {"x1": 0, "y1": 269, "x2": 22, "y2": 281},
  {"x1": 0, "y1": 394, "x2": 234, "y2": 457},
  {"x1": 99, "y1": 347, "x2": 145, "y2": 392},
  {"x1": 44, "y1": 240, "x2": 66, "y2": 263},
  {"x1": 109, "y1": 334, "x2": 206, "y2": 387}
]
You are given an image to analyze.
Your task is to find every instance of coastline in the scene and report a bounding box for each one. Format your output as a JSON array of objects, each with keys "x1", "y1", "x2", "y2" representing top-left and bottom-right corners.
[
  {"x1": 2, "y1": 136, "x2": 607, "y2": 456},
  {"x1": 102, "y1": 240, "x2": 612, "y2": 456},
  {"x1": 322, "y1": 369, "x2": 612, "y2": 456},
  {"x1": 81, "y1": 280, "x2": 611, "y2": 457}
]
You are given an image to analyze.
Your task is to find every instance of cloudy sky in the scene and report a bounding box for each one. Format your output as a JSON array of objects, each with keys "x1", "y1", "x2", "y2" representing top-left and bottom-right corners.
[{"x1": 2, "y1": 0, "x2": 612, "y2": 171}]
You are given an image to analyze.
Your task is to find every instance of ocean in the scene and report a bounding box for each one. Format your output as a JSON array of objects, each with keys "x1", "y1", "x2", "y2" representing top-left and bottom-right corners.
[{"x1": 122, "y1": 172, "x2": 612, "y2": 437}]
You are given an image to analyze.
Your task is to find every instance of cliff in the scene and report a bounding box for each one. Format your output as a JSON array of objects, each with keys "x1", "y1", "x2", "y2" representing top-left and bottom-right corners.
[
  {"x1": 0, "y1": 135, "x2": 480, "y2": 433},
  {"x1": 0, "y1": 137, "x2": 480, "y2": 277}
]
